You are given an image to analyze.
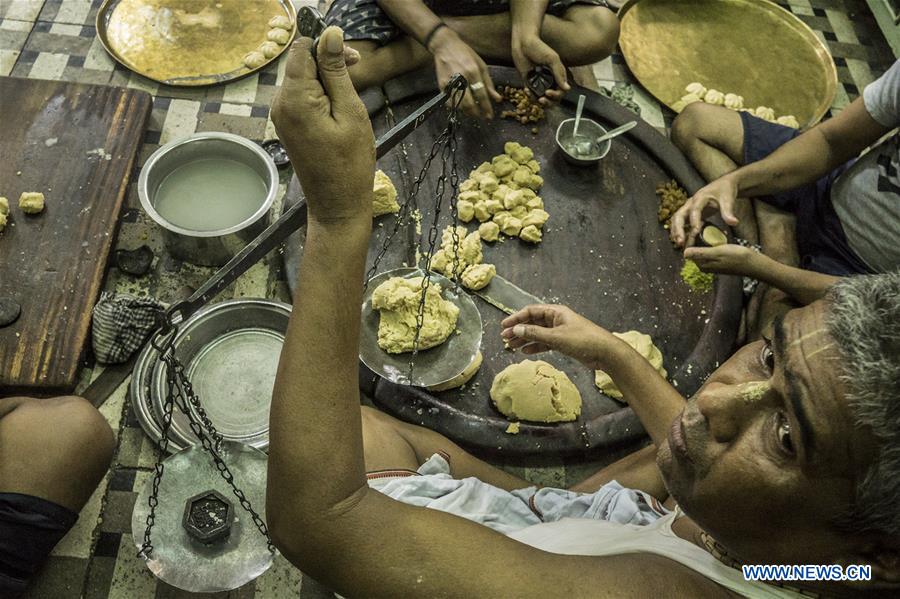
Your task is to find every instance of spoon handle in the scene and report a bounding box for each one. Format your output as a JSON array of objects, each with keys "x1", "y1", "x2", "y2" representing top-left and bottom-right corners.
[
  {"x1": 573, "y1": 94, "x2": 586, "y2": 136},
  {"x1": 596, "y1": 120, "x2": 638, "y2": 144}
]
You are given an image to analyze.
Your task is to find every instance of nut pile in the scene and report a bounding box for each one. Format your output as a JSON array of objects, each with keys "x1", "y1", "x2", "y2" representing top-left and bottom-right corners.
[
  {"x1": 656, "y1": 180, "x2": 689, "y2": 228},
  {"x1": 499, "y1": 86, "x2": 544, "y2": 125}
]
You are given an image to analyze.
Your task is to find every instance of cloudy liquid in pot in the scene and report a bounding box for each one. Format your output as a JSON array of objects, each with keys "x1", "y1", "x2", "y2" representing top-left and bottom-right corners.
[{"x1": 154, "y1": 158, "x2": 267, "y2": 232}]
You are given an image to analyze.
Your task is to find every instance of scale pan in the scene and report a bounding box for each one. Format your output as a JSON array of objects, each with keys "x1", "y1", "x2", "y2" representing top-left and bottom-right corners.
[
  {"x1": 360, "y1": 267, "x2": 483, "y2": 388},
  {"x1": 131, "y1": 442, "x2": 274, "y2": 592}
]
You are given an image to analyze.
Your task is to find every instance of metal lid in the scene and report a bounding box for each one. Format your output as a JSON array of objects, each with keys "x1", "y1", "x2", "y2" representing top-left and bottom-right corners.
[
  {"x1": 141, "y1": 299, "x2": 289, "y2": 452},
  {"x1": 131, "y1": 442, "x2": 274, "y2": 592}
]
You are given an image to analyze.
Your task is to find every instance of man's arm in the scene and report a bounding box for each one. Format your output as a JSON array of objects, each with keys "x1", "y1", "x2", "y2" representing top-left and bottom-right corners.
[
  {"x1": 672, "y1": 96, "x2": 892, "y2": 245},
  {"x1": 0, "y1": 396, "x2": 29, "y2": 419},
  {"x1": 265, "y1": 30, "x2": 731, "y2": 599}
]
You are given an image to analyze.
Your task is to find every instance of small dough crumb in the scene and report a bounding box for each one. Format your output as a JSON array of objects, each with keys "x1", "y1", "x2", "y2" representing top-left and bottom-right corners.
[
  {"x1": 519, "y1": 224, "x2": 542, "y2": 243},
  {"x1": 18, "y1": 192, "x2": 44, "y2": 214},
  {"x1": 373, "y1": 170, "x2": 399, "y2": 216},
  {"x1": 267, "y1": 28, "x2": 291, "y2": 45},
  {"x1": 258, "y1": 41, "x2": 281, "y2": 59},
  {"x1": 594, "y1": 331, "x2": 667, "y2": 401},
  {"x1": 0, "y1": 198, "x2": 8, "y2": 232},
  {"x1": 461, "y1": 263, "x2": 496, "y2": 291},
  {"x1": 522, "y1": 208, "x2": 549, "y2": 229},
  {"x1": 500, "y1": 216, "x2": 522, "y2": 237},
  {"x1": 478, "y1": 221, "x2": 499, "y2": 242},
  {"x1": 505, "y1": 422, "x2": 520, "y2": 435},
  {"x1": 243, "y1": 51, "x2": 266, "y2": 69},
  {"x1": 268, "y1": 15, "x2": 292, "y2": 30},
  {"x1": 428, "y1": 351, "x2": 483, "y2": 392},
  {"x1": 371, "y1": 277, "x2": 459, "y2": 354},
  {"x1": 490, "y1": 360, "x2": 582, "y2": 423}
]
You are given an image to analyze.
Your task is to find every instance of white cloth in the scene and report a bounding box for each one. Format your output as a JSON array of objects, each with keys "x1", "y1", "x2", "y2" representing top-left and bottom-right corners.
[{"x1": 369, "y1": 454, "x2": 804, "y2": 598}]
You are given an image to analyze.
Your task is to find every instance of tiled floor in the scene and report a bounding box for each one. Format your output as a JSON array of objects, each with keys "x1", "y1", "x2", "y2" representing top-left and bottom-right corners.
[{"x1": 4, "y1": 0, "x2": 894, "y2": 597}]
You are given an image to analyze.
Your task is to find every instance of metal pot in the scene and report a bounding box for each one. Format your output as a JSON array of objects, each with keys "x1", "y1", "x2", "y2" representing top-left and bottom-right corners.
[{"x1": 138, "y1": 132, "x2": 278, "y2": 266}]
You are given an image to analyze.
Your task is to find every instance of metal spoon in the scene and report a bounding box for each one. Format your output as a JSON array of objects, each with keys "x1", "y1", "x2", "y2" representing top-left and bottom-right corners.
[
  {"x1": 595, "y1": 120, "x2": 638, "y2": 145},
  {"x1": 573, "y1": 94, "x2": 586, "y2": 137}
]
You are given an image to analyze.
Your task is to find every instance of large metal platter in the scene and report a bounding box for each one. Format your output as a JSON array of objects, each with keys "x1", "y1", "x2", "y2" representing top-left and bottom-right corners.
[
  {"x1": 96, "y1": 0, "x2": 296, "y2": 86},
  {"x1": 618, "y1": 0, "x2": 837, "y2": 128},
  {"x1": 283, "y1": 67, "x2": 742, "y2": 458}
]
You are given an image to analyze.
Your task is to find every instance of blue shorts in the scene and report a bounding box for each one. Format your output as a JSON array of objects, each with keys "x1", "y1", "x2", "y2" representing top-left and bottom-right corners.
[
  {"x1": 0, "y1": 493, "x2": 77, "y2": 595},
  {"x1": 740, "y1": 112, "x2": 872, "y2": 276}
]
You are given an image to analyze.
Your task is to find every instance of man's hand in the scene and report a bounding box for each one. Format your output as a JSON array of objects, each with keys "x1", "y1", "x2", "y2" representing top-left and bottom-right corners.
[
  {"x1": 500, "y1": 304, "x2": 613, "y2": 370},
  {"x1": 670, "y1": 176, "x2": 739, "y2": 248},
  {"x1": 511, "y1": 34, "x2": 570, "y2": 105},
  {"x1": 430, "y1": 27, "x2": 501, "y2": 119},
  {"x1": 271, "y1": 27, "x2": 374, "y2": 224},
  {"x1": 684, "y1": 244, "x2": 757, "y2": 277}
]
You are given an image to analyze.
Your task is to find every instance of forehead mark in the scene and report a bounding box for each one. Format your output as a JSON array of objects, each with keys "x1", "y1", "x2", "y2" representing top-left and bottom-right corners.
[
  {"x1": 804, "y1": 342, "x2": 836, "y2": 360},
  {"x1": 787, "y1": 327, "x2": 829, "y2": 349}
]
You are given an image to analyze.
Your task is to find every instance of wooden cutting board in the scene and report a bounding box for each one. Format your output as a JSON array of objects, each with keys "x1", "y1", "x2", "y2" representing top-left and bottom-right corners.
[{"x1": 0, "y1": 77, "x2": 151, "y2": 395}]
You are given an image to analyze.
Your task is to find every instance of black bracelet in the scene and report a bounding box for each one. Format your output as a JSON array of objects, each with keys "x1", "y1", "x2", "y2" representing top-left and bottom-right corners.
[{"x1": 423, "y1": 22, "x2": 447, "y2": 50}]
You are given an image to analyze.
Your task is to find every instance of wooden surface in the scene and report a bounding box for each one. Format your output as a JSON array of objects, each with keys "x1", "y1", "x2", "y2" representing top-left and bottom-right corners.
[
  {"x1": 0, "y1": 76, "x2": 151, "y2": 394},
  {"x1": 283, "y1": 67, "x2": 743, "y2": 458}
]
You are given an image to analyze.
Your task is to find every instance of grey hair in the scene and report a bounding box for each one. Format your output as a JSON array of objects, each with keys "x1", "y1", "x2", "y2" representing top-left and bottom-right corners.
[{"x1": 826, "y1": 271, "x2": 900, "y2": 536}]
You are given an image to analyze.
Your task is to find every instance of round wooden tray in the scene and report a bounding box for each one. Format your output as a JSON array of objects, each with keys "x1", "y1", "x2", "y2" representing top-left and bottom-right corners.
[
  {"x1": 283, "y1": 67, "x2": 743, "y2": 459},
  {"x1": 96, "y1": 0, "x2": 295, "y2": 87},
  {"x1": 618, "y1": 0, "x2": 837, "y2": 128}
]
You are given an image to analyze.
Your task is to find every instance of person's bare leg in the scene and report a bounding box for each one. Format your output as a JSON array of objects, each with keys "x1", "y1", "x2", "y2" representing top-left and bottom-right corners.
[
  {"x1": 670, "y1": 103, "x2": 758, "y2": 245},
  {"x1": 567, "y1": 444, "x2": 668, "y2": 500},
  {"x1": 0, "y1": 396, "x2": 114, "y2": 512},
  {"x1": 346, "y1": 39, "x2": 431, "y2": 91},
  {"x1": 361, "y1": 406, "x2": 529, "y2": 491}
]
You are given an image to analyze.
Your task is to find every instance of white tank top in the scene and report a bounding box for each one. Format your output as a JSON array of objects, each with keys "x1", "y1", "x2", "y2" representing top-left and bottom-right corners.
[{"x1": 507, "y1": 510, "x2": 804, "y2": 598}]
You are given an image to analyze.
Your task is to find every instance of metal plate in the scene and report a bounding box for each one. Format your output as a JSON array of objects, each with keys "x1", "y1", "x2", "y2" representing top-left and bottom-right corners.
[
  {"x1": 130, "y1": 340, "x2": 189, "y2": 454},
  {"x1": 618, "y1": 0, "x2": 837, "y2": 128},
  {"x1": 96, "y1": 0, "x2": 296, "y2": 86},
  {"x1": 360, "y1": 268, "x2": 483, "y2": 388},
  {"x1": 145, "y1": 299, "x2": 289, "y2": 451},
  {"x1": 131, "y1": 442, "x2": 274, "y2": 592}
]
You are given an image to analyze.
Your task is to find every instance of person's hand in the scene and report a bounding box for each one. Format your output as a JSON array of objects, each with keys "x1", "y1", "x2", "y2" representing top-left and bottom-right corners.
[
  {"x1": 431, "y1": 28, "x2": 501, "y2": 119},
  {"x1": 670, "y1": 176, "x2": 739, "y2": 248},
  {"x1": 271, "y1": 27, "x2": 373, "y2": 224},
  {"x1": 511, "y1": 34, "x2": 570, "y2": 106},
  {"x1": 684, "y1": 244, "x2": 758, "y2": 277},
  {"x1": 500, "y1": 305, "x2": 613, "y2": 370}
]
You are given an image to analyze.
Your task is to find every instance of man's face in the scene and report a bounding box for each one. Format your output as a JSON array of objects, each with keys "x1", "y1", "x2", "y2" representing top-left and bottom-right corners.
[{"x1": 657, "y1": 301, "x2": 876, "y2": 564}]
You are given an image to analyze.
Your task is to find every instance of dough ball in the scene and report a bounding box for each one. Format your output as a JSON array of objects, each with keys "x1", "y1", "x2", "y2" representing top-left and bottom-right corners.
[
  {"x1": 490, "y1": 360, "x2": 582, "y2": 423},
  {"x1": 371, "y1": 276, "x2": 459, "y2": 354},
  {"x1": 703, "y1": 89, "x2": 725, "y2": 106},
  {"x1": 491, "y1": 184, "x2": 512, "y2": 204},
  {"x1": 685, "y1": 82, "x2": 707, "y2": 97},
  {"x1": 459, "y1": 178, "x2": 479, "y2": 193},
  {"x1": 594, "y1": 331, "x2": 667, "y2": 401},
  {"x1": 457, "y1": 199, "x2": 475, "y2": 223},
  {"x1": 724, "y1": 93, "x2": 744, "y2": 110},
  {"x1": 429, "y1": 249, "x2": 449, "y2": 274},
  {"x1": 461, "y1": 263, "x2": 496, "y2": 291},
  {"x1": 491, "y1": 154, "x2": 517, "y2": 178},
  {"x1": 522, "y1": 208, "x2": 549, "y2": 229},
  {"x1": 776, "y1": 115, "x2": 800, "y2": 129},
  {"x1": 755, "y1": 106, "x2": 776, "y2": 121},
  {"x1": 500, "y1": 216, "x2": 522, "y2": 237},
  {"x1": 512, "y1": 166, "x2": 533, "y2": 188},
  {"x1": 372, "y1": 170, "x2": 399, "y2": 216},
  {"x1": 243, "y1": 51, "x2": 266, "y2": 69},
  {"x1": 459, "y1": 190, "x2": 481, "y2": 204},
  {"x1": 493, "y1": 211, "x2": 512, "y2": 229},
  {"x1": 503, "y1": 189, "x2": 526, "y2": 210},
  {"x1": 478, "y1": 221, "x2": 499, "y2": 242},
  {"x1": 474, "y1": 161, "x2": 492, "y2": 174},
  {"x1": 460, "y1": 231, "x2": 483, "y2": 265},
  {"x1": 428, "y1": 351, "x2": 483, "y2": 392},
  {"x1": 18, "y1": 191, "x2": 44, "y2": 214},
  {"x1": 504, "y1": 141, "x2": 534, "y2": 164},
  {"x1": 526, "y1": 159, "x2": 540, "y2": 174},
  {"x1": 477, "y1": 172, "x2": 499, "y2": 193},
  {"x1": 525, "y1": 174, "x2": 543, "y2": 191},
  {"x1": 525, "y1": 195, "x2": 543, "y2": 211},
  {"x1": 483, "y1": 198, "x2": 503, "y2": 215},
  {"x1": 258, "y1": 41, "x2": 281, "y2": 59},
  {"x1": 505, "y1": 422, "x2": 520, "y2": 434},
  {"x1": 267, "y1": 28, "x2": 291, "y2": 45},
  {"x1": 268, "y1": 15, "x2": 292, "y2": 30},
  {"x1": 441, "y1": 225, "x2": 468, "y2": 248},
  {"x1": 0, "y1": 197, "x2": 8, "y2": 216},
  {"x1": 0, "y1": 211, "x2": 6, "y2": 232},
  {"x1": 519, "y1": 224, "x2": 542, "y2": 243},
  {"x1": 675, "y1": 93, "x2": 703, "y2": 112},
  {"x1": 510, "y1": 205, "x2": 527, "y2": 220},
  {"x1": 473, "y1": 201, "x2": 491, "y2": 222}
]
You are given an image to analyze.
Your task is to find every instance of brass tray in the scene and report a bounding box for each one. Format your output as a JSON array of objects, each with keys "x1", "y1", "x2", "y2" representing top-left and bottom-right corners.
[
  {"x1": 618, "y1": 0, "x2": 837, "y2": 127},
  {"x1": 96, "y1": 0, "x2": 296, "y2": 86}
]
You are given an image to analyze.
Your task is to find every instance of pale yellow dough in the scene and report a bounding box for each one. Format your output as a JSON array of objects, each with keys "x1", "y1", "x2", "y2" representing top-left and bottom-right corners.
[
  {"x1": 519, "y1": 224, "x2": 541, "y2": 243},
  {"x1": 594, "y1": 331, "x2": 667, "y2": 401},
  {"x1": 427, "y1": 351, "x2": 483, "y2": 391},
  {"x1": 776, "y1": 115, "x2": 800, "y2": 129},
  {"x1": 490, "y1": 360, "x2": 582, "y2": 423},
  {"x1": 461, "y1": 263, "x2": 496, "y2": 291},
  {"x1": 0, "y1": 197, "x2": 7, "y2": 232},
  {"x1": 18, "y1": 192, "x2": 44, "y2": 214},
  {"x1": 478, "y1": 221, "x2": 499, "y2": 242},
  {"x1": 268, "y1": 15, "x2": 292, "y2": 30},
  {"x1": 267, "y1": 28, "x2": 291, "y2": 45},
  {"x1": 258, "y1": 41, "x2": 281, "y2": 59},
  {"x1": 371, "y1": 277, "x2": 459, "y2": 354},
  {"x1": 243, "y1": 51, "x2": 266, "y2": 69},
  {"x1": 372, "y1": 170, "x2": 399, "y2": 216}
]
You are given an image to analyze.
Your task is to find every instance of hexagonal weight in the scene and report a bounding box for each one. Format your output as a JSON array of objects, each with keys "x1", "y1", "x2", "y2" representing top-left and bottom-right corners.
[{"x1": 182, "y1": 489, "x2": 234, "y2": 545}]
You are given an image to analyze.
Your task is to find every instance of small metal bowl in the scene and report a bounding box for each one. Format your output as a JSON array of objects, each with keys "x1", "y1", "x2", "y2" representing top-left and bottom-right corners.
[
  {"x1": 131, "y1": 299, "x2": 290, "y2": 453},
  {"x1": 555, "y1": 118, "x2": 612, "y2": 166},
  {"x1": 138, "y1": 132, "x2": 278, "y2": 267}
]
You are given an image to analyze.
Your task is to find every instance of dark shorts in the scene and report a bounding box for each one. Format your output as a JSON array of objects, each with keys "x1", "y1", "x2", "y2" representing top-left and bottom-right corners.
[
  {"x1": 740, "y1": 111, "x2": 872, "y2": 276},
  {"x1": 0, "y1": 493, "x2": 77, "y2": 595},
  {"x1": 326, "y1": 0, "x2": 611, "y2": 45}
]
